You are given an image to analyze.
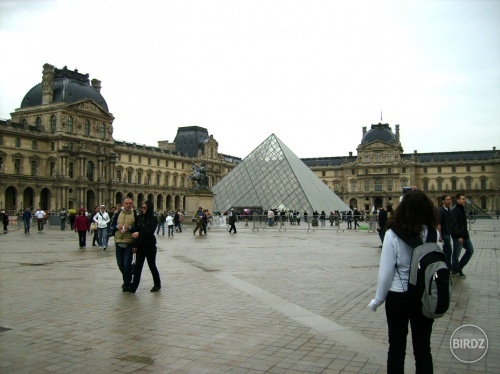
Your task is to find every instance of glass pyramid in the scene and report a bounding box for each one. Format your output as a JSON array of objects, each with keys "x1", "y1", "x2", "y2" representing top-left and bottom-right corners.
[{"x1": 212, "y1": 134, "x2": 350, "y2": 214}]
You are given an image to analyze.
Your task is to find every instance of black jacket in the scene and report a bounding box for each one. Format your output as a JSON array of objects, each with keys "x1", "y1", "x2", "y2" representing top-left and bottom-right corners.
[
  {"x1": 450, "y1": 203, "x2": 469, "y2": 239},
  {"x1": 439, "y1": 206, "x2": 451, "y2": 236},
  {"x1": 134, "y1": 200, "x2": 157, "y2": 250}
]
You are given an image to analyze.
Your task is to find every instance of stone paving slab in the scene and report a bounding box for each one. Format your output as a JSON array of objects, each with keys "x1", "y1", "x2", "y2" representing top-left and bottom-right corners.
[{"x1": 0, "y1": 221, "x2": 498, "y2": 373}]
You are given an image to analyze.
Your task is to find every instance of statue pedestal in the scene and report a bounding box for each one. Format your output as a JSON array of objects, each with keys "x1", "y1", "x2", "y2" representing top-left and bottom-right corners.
[{"x1": 185, "y1": 190, "x2": 214, "y2": 215}]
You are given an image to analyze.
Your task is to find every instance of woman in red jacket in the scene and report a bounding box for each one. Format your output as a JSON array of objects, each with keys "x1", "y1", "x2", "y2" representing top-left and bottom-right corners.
[{"x1": 74, "y1": 208, "x2": 90, "y2": 248}]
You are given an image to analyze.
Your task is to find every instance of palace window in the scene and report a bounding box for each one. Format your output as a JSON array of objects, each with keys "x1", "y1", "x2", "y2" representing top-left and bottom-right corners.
[
  {"x1": 117, "y1": 169, "x2": 122, "y2": 183},
  {"x1": 481, "y1": 178, "x2": 486, "y2": 190},
  {"x1": 375, "y1": 152, "x2": 381, "y2": 163},
  {"x1": 165, "y1": 160, "x2": 169, "y2": 167},
  {"x1": 127, "y1": 170, "x2": 133, "y2": 184},
  {"x1": 174, "y1": 162, "x2": 177, "y2": 168},
  {"x1": 451, "y1": 178, "x2": 457, "y2": 190},
  {"x1": 333, "y1": 181, "x2": 340, "y2": 192},
  {"x1": 438, "y1": 166, "x2": 442, "y2": 173},
  {"x1": 423, "y1": 179, "x2": 429, "y2": 191},
  {"x1": 481, "y1": 165, "x2": 485, "y2": 172},
  {"x1": 375, "y1": 179, "x2": 382, "y2": 191},
  {"x1": 69, "y1": 162, "x2": 74, "y2": 178},
  {"x1": 15, "y1": 137, "x2": 21, "y2": 147},
  {"x1": 87, "y1": 161, "x2": 94, "y2": 181},
  {"x1": 100, "y1": 123, "x2": 106, "y2": 139},
  {"x1": 387, "y1": 179, "x2": 393, "y2": 191},
  {"x1": 138, "y1": 156, "x2": 142, "y2": 164},
  {"x1": 351, "y1": 169, "x2": 355, "y2": 175},
  {"x1": 50, "y1": 115, "x2": 56, "y2": 133},
  {"x1": 423, "y1": 167, "x2": 428, "y2": 174},
  {"x1": 466, "y1": 165, "x2": 471, "y2": 172},
  {"x1": 0, "y1": 135, "x2": 2, "y2": 145},
  {"x1": 156, "y1": 174, "x2": 160, "y2": 186},
  {"x1": 50, "y1": 162, "x2": 55, "y2": 177},
  {"x1": 365, "y1": 168, "x2": 369, "y2": 175},
  {"x1": 137, "y1": 172, "x2": 142, "y2": 184},
  {"x1": 350, "y1": 180, "x2": 357, "y2": 192},
  {"x1": 364, "y1": 154, "x2": 370, "y2": 163},
  {"x1": 452, "y1": 166, "x2": 456, "y2": 173},
  {"x1": 156, "y1": 159, "x2": 160, "y2": 166},
  {"x1": 322, "y1": 171, "x2": 326, "y2": 177},
  {"x1": 148, "y1": 158, "x2": 151, "y2": 165},
  {"x1": 32, "y1": 140, "x2": 37, "y2": 150},
  {"x1": 36, "y1": 117, "x2": 41, "y2": 127},
  {"x1": 128, "y1": 155, "x2": 132, "y2": 162},
  {"x1": 387, "y1": 168, "x2": 391, "y2": 174},
  {"x1": 466, "y1": 177, "x2": 472, "y2": 190},
  {"x1": 364, "y1": 179, "x2": 370, "y2": 192},
  {"x1": 84, "y1": 120, "x2": 90, "y2": 136},
  {"x1": 437, "y1": 178, "x2": 443, "y2": 190},
  {"x1": 387, "y1": 153, "x2": 393, "y2": 162},
  {"x1": 14, "y1": 159, "x2": 21, "y2": 174},
  {"x1": 402, "y1": 179, "x2": 408, "y2": 188},
  {"x1": 51, "y1": 142, "x2": 55, "y2": 151},
  {"x1": 31, "y1": 160, "x2": 38, "y2": 176},
  {"x1": 67, "y1": 116, "x2": 74, "y2": 133},
  {"x1": 402, "y1": 167, "x2": 406, "y2": 173}
]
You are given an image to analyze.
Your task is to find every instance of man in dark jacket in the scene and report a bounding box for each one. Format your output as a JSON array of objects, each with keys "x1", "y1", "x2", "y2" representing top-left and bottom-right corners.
[
  {"x1": 450, "y1": 193, "x2": 474, "y2": 279},
  {"x1": 438, "y1": 194, "x2": 453, "y2": 269},
  {"x1": 377, "y1": 206, "x2": 387, "y2": 248}
]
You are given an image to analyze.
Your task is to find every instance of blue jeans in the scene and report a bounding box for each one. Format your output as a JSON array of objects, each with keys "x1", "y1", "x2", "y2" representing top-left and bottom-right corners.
[
  {"x1": 168, "y1": 225, "x2": 174, "y2": 236},
  {"x1": 268, "y1": 218, "x2": 274, "y2": 227},
  {"x1": 97, "y1": 227, "x2": 108, "y2": 248},
  {"x1": 441, "y1": 234, "x2": 452, "y2": 269},
  {"x1": 24, "y1": 219, "x2": 30, "y2": 233},
  {"x1": 61, "y1": 218, "x2": 66, "y2": 230},
  {"x1": 452, "y1": 237, "x2": 474, "y2": 273},
  {"x1": 116, "y1": 243, "x2": 133, "y2": 287},
  {"x1": 156, "y1": 222, "x2": 165, "y2": 235}
]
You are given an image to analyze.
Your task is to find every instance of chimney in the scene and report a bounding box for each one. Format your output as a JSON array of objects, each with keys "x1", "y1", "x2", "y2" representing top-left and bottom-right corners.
[
  {"x1": 42, "y1": 63, "x2": 55, "y2": 105},
  {"x1": 349, "y1": 152, "x2": 353, "y2": 157},
  {"x1": 414, "y1": 150, "x2": 417, "y2": 154},
  {"x1": 362, "y1": 126, "x2": 367, "y2": 135},
  {"x1": 395, "y1": 124, "x2": 400, "y2": 142},
  {"x1": 91, "y1": 79, "x2": 102, "y2": 93}
]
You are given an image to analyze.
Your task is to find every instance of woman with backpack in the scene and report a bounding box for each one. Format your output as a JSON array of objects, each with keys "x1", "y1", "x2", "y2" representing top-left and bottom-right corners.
[{"x1": 367, "y1": 190, "x2": 440, "y2": 373}]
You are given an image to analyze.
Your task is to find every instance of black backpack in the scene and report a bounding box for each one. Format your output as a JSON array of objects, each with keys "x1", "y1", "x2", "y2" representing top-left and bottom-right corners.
[{"x1": 394, "y1": 228, "x2": 452, "y2": 319}]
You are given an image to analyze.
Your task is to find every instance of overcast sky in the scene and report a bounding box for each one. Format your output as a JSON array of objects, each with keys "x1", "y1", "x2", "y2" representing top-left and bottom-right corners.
[{"x1": 1, "y1": 0, "x2": 499, "y2": 159}]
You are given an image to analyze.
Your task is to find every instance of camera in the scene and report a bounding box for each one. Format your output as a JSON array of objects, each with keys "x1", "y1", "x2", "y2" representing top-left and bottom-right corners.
[{"x1": 402, "y1": 187, "x2": 412, "y2": 195}]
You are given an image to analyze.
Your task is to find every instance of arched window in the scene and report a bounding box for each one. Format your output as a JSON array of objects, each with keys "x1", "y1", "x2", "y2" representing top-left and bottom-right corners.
[
  {"x1": 100, "y1": 123, "x2": 106, "y2": 139},
  {"x1": 84, "y1": 119, "x2": 90, "y2": 136},
  {"x1": 50, "y1": 115, "x2": 56, "y2": 133},
  {"x1": 67, "y1": 116, "x2": 74, "y2": 133}
]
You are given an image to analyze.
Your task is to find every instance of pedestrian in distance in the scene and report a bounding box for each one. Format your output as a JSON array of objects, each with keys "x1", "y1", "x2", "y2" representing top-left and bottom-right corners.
[
  {"x1": 377, "y1": 206, "x2": 388, "y2": 248},
  {"x1": 114, "y1": 198, "x2": 136, "y2": 292},
  {"x1": 35, "y1": 207, "x2": 45, "y2": 232},
  {"x1": 368, "y1": 189, "x2": 440, "y2": 373},
  {"x1": 0, "y1": 210, "x2": 9, "y2": 234},
  {"x1": 156, "y1": 211, "x2": 166, "y2": 235},
  {"x1": 128, "y1": 200, "x2": 161, "y2": 293},
  {"x1": 60, "y1": 208, "x2": 68, "y2": 230},
  {"x1": 228, "y1": 208, "x2": 238, "y2": 234},
  {"x1": 74, "y1": 208, "x2": 90, "y2": 248},
  {"x1": 22, "y1": 207, "x2": 32, "y2": 234},
  {"x1": 450, "y1": 193, "x2": 474, "y2": 279},
  {"x1": 93, "y1": 205, "x2": 111, "y2": 250},
  {"x1": 166, "y1": 213, "x2": 174, "y2": 237},
  {"x1": 438, "y1": 194, "x2": 453, "y2": 270}
]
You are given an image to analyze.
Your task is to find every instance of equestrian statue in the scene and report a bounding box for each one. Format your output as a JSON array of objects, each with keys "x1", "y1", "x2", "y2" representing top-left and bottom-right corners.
[{"x1": 188, "y1": 161, "x2": 209, "y2": 190}]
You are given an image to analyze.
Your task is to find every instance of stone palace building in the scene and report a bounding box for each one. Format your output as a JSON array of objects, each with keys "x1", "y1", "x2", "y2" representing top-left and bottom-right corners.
[{"x1": 0, "y1": 63, "x2": 498, "y2": 215}]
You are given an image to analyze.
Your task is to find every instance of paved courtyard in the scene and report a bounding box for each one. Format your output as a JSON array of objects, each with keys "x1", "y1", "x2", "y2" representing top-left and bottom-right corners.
[{"x1": 0, "y1": 219, "x2": 498, "y2": 373}]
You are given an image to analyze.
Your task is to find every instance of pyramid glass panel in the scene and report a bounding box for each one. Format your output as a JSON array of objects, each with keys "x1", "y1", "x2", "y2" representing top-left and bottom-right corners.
[{"x1": 213, "y1": 134, "x2": 350, "y2": 214}]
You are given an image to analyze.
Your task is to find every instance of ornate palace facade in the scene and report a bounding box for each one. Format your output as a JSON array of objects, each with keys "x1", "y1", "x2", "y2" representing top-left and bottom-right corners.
[
  {"x1": 0, "y1": 64, "x2": 240, "y2": 214},
  {"x1": 303, "y1": 123, "x2": 499, "y2": 214}
]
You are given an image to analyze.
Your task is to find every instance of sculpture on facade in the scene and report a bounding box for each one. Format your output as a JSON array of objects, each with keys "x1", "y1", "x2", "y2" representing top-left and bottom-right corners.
[{"x1": 189, "y1": 161, "x2": 209, "y2": 190}]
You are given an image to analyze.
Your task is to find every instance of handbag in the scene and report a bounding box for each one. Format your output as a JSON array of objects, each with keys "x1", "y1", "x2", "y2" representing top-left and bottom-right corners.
[{"x1": 90, "y1": 222, "x2": 97, "y2": 231}]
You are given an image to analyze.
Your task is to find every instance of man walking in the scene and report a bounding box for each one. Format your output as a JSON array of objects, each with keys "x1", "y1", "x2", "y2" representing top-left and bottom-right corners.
[
  {"x1": 35, "y1": 207, "x2": 45, "y2": 232},
  {"x1": 438, "y1": 194, "x2": 453, "y2": 269},
  {"x1": 60, "y1": 208, "x2": 68, "y2": 230},
  {"x1": 22, "y1": 207, "x2": 32, "y2": 234},
  {"x1": 228, "y1": 208, "x2": 237, "y2": 234},
  {"x1": 114, "y1": 198, "x2": 136, "y2": 292},
  {"x1": 450, "y1": 193, "x2": 474, "y2": 279}
]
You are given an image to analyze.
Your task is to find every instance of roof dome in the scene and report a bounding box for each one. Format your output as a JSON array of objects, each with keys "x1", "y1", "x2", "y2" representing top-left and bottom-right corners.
[
  {"x1": 361, "y1": 123, "x2": 397, "y2": 145},
  {"x1": 20, "y1": 65, "x2": 109, "y2": 112}
]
